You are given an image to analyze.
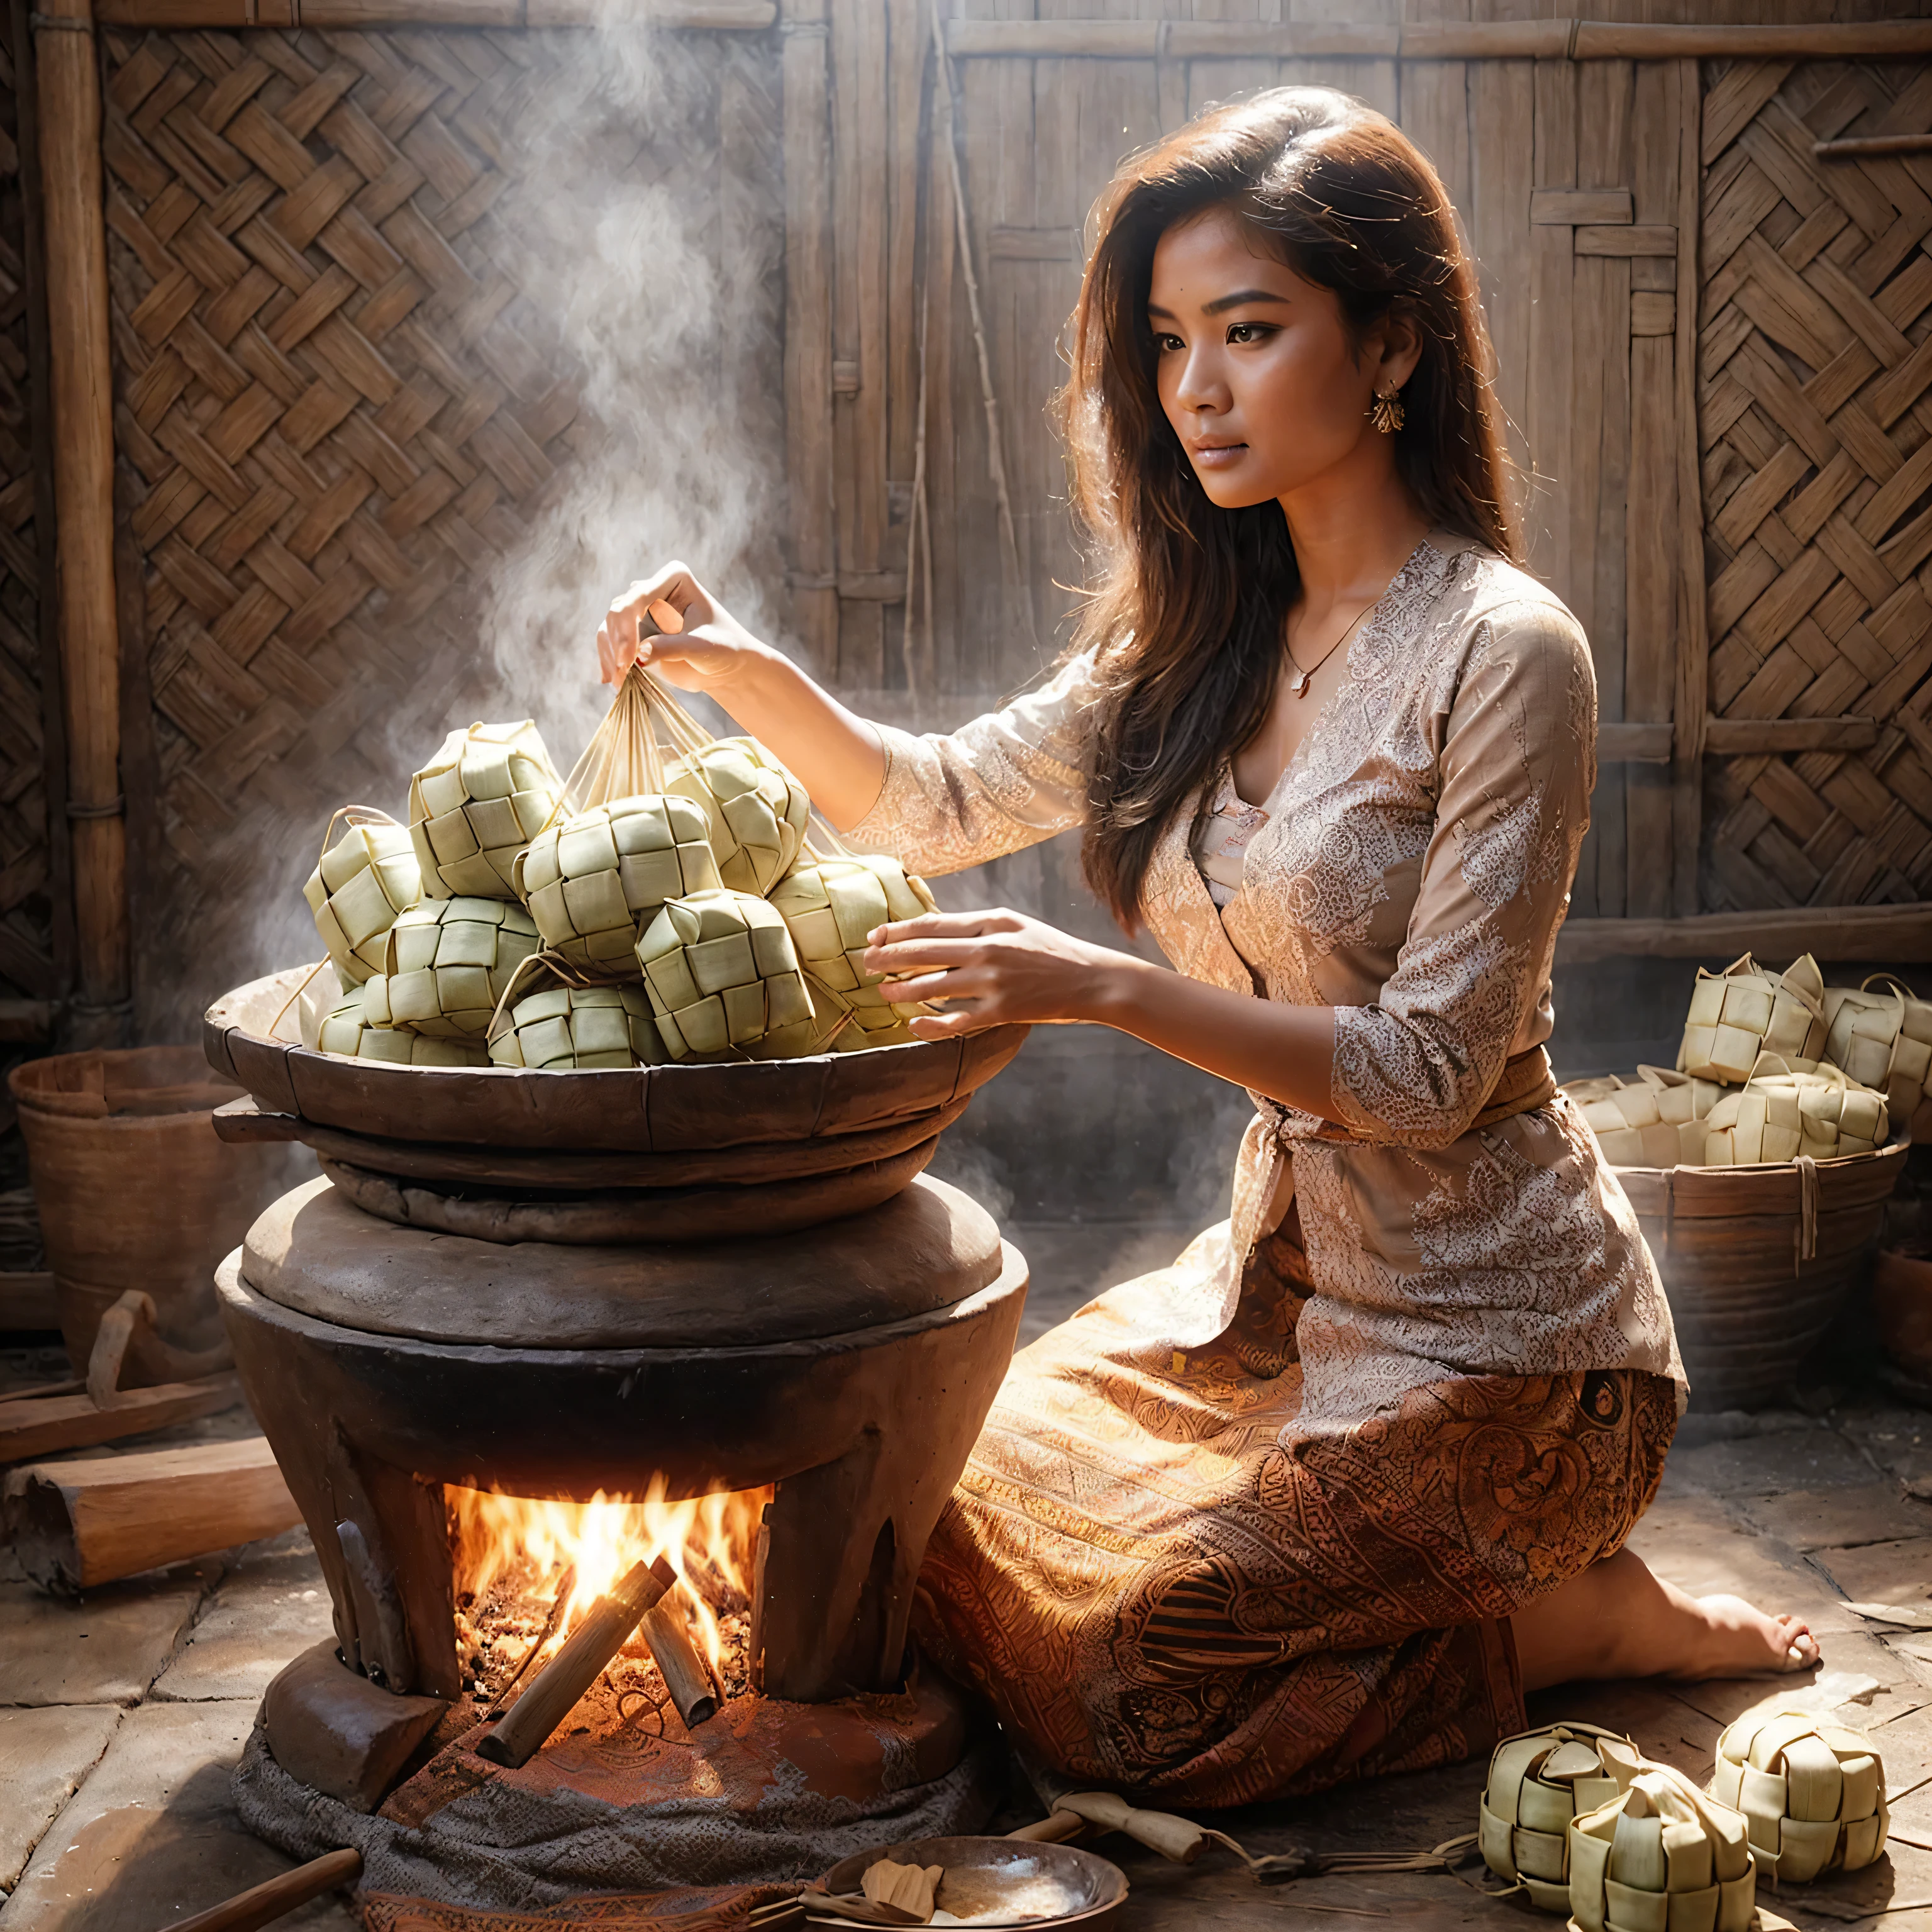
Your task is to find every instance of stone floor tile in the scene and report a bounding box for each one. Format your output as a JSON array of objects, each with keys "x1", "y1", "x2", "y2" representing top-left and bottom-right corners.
[
  {"x1": 0, "y1": 1708, "x2": 120, "y2": 1892},
  {"x1": 1735, "y1": 1484, "x2": 1932, "y2": 1551},
  {"x1": 0, "y1": 1579, "x2": 208, "y2": 1708},
  {"x1": 1813, "y1": 1538, "x2": 1932, "y2": 1613},
  {"x1": 1526, "y1": 1679, "x2": 1723, "y2": 1779},
  {"x1": 0, "y1": 1702, "x2": 351, "y2": 1932},
  {"x1": 1625, "y1": 1494, "x2": 1859, "y2": 1634},
  {"x1": 1659, "y1": 1428, "x2": 1879, "y2": 1498},
  {"x1": 151, "y1": 1536, "x2": 333, "y2": 1704},
  {"x1": 1838, "y1": 1408, "x2": 1932, "y2": 1497}
]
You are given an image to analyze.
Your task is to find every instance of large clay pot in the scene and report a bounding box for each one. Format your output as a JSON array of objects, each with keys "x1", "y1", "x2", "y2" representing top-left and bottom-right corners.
[
  {"x1": 9, "y1": 1045, "x2": 293, "y2": 1374},
  {"x1": 1875, "y1": 1247, "x2": 1932, "y2": 1390}
]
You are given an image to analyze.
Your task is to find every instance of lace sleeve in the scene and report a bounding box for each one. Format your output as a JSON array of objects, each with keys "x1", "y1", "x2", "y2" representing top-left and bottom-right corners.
[
  {"x1": 839, "y1": 653, "x2": 1097, "y2": 878},
  {"x1": 1328, "y1": 601, "x2": 1594, "y2": 1150}
]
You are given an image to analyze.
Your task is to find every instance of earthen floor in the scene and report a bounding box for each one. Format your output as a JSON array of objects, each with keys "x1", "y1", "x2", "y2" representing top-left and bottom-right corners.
[{"x1": 8, "y1": 1295, "x2": 1932, "y2": 1932}]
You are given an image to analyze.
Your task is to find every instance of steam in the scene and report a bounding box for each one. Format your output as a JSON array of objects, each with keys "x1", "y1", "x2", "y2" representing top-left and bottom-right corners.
[{"x1": 145, "y1": 18, "x2": 786, "y2": 1036}]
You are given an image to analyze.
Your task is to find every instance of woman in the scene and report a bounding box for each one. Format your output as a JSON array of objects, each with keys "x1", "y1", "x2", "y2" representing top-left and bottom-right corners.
[{"x1": 597, "y1": 89, "x2": 1818, "y2": 1802}]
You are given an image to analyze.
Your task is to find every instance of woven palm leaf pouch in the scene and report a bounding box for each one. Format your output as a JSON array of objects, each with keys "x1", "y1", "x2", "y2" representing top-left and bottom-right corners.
[
  {"x1": 1480, "y1": 1723, "x2": 1643, "y2": 1911},
  {"x1": 1710, "y1": 1707, "x2": 1886, "y2": 1882},
  {"x1": 489, "y1": 982, "x2": 666, "y2": 1070},
  {"x1": 666, "y1": 737, "x2": 810, "y2": 895},
  {"x1": 1823, "y1": 976, "x2": 1932, "y2": 1141},
  {"x1": 410, "y1": 720, "x2": 563, "y2": 899},
  {"x1": 316, "y1": 984, "x2": 489, "y2": 1066},
  {"x1": 1568, "y1": 1764, "x2": 1756, "y2": 1932},
  {"x1": 768, "y1": 854, "x2": 940, "y2": 1043},
  {"x1": 363, "y1": 897, "x2": 541, "y2": 1040},
  {"x1": 636, "y1": 889, "x2": 822, "y2": 1060},
  {"x1": 1679, "y1": 955, "x2": 1827, "y2": 1085},
  {"x1": 514, "y1": 795, "x2": 720, "y2": 975},
  {"x1": 304, "y1": 809, "x2": 421, "y2": 987},
  {"x1": 1701, "y1": 1055, "x2": 1889, "y2": 1164},
  {"x1": 1575, "y1": 1069, "x2": 1726, "y2": 1169}
]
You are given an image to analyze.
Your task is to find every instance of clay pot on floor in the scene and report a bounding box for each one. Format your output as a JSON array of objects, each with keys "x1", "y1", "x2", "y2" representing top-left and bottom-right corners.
[
  {"x1": 1875, "y1": 1247, "x2": 1932, "y2": 1394},
  {"x1": 9, "y1": 1045, "x2": 294, "y2": 1377}
]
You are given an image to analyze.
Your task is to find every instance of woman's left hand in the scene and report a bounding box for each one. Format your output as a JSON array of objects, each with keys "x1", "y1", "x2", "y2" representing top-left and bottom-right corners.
[{"x1": 862, "y1": 908, "x2": 1136, "y2": 1037}]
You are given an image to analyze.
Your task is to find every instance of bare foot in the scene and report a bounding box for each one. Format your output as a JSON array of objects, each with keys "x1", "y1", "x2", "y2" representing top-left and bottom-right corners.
[{"x1": 1513, "y1": 1549, "x2": 1822, "y2": 1692}]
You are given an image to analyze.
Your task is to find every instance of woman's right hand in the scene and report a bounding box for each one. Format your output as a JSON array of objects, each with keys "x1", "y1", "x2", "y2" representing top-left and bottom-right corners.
[{"x1": 596, "y1": 562, "x2": 771, "y2": 692}]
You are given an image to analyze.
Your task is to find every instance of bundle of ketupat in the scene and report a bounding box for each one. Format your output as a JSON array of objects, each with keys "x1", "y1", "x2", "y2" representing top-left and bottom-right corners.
[
  {"x1": 1823, "y1": 977, "x2": 1932, "y2": 1140},
  {"x1": 304, "y1": 811, "x2": 421, "y2": 987},
  {"x1": 1701, "y1": 1057, "x2": 1889, "y2": 1165},
  {"x1": 300, "y1": 682, "x2": 942, "y2": 1072},
  {"x1": 768, "y1": 855, "x2": 938, "y2": 1044},
  {"x1": 1709, "y1": 1706, "x2": 1887, "y2": 1882},
  {"x1": 1478, "y1": 1723, "x2": 1643, "y2": 1912},
  {"x1": 1572, "y1": 1069, "x2": 1723, "y2": 1170},
  {"x1": 316, "y1": 984, "x2": 489, "y2": 1065},
  {"x1": 1567, "y1": 1765, "x2": 1757, "y2": 1932},
  {"x1": 410, "y1": 721, "x2": 564, "y2": 899},
  {"x1": 514, "y1": 795, "x2": 720, "y2": 974},
  {"x1": 636, "y1": 889, "x2": 821, "y2": 1060},
  {"x1": 666, "y1": 738, "x2": 810, "y2": 894},
  {"x1": 1678, "y1": 954, "x2": 1827, "y2": 1084},
  {"x1": 361, "y1": 898, "x2": 541, "y2": 1040},
  {"x1": 488, "y1": 982, "x2": 665, "y2": 1070}
]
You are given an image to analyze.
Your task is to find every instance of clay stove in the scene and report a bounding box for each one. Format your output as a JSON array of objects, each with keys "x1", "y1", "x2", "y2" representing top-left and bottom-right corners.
[{"x1": 204, "y1": 970, "x2": 1030, "y2": 1819}]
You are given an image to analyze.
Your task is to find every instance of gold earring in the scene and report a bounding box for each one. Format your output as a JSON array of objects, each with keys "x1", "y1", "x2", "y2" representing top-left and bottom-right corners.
[{"x1": 1368, "y1": 389, "x2": 1405, "y2": 435}]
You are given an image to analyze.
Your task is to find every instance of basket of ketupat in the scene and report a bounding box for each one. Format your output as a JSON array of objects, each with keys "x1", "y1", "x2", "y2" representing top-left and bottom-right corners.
[
  {"x1": 1561, "y1": 953, "x2": 1915, "y2": 1409},
  {"x1": 291, "y1": 672, "x2": 940, "y2": 1076}
]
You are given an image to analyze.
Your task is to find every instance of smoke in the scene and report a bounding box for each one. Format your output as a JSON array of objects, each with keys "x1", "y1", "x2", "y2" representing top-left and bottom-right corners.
[{"x1": 142, "y1": 18, "x2": 787, "y2": 1038}]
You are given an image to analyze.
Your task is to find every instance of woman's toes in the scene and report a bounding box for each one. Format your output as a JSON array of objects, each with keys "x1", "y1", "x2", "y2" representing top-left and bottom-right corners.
[{"x1": 1777, "y1": 1617, "x2": 1821, "y2": 1672}]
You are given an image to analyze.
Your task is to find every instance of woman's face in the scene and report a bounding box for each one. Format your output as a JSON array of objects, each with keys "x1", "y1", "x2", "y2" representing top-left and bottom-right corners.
[{"x1": 1147, "y1": 204, "x2": 1418, "y2": 510}]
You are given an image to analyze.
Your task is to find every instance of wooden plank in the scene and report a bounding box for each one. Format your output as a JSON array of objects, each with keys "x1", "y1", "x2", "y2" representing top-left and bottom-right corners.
[
  {"x1": 781, "y1": 5, "x2": 838, "y2": 672},
  {"x1": 1705, "y1": 716, "x2": 1877, "y2": 754},
  {"x1": 1556, "y1": 902, "x2": 1932, "y2": 966},
  {"x1": 1672, "y1": 58, "x2": 1708, "y2": 922},
  {"x1": 1468, "y1": 60, "x2": 1535, "y2": 524},
  {"x1": 4, "y1": 1436, "x2": 302, "y2": 1589},
  {"x1": 1575, "y1": 223, "x2": 1678, "y2": 256},
  {"x1": 1599, "y1": 722, "x2": 1674, "y2": 762},
  {"x1": 0, "y1": 1377, "x2": 243, "y2": 1466},
  {"x1": 885, "y1": 0, "x2": 925, "y2": 499},
  {"x1": 1399, "y1": 61, "x2": 1471, "y2": 233},
  {"x1": 1528, "y1": 58, "x2": 1577, "y2": 607},
  {"x1": 1532, "y1": 187, "x2": 1632, "y2": 225}
]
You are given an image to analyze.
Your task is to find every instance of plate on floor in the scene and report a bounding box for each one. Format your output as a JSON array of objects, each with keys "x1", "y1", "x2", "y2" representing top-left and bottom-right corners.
[{"x1": 813, "y1": 1837, "x2": 1127, "y2": 1929}]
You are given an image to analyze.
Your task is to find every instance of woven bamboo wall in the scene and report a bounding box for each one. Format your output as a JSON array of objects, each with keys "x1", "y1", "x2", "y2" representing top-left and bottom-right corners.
[
  {"x1": 1697, "y1": 57, "x2": 1932, "y2": 915},
  {"x1": 96, "y1": 19, "x2": 787, "y2": 1035}
]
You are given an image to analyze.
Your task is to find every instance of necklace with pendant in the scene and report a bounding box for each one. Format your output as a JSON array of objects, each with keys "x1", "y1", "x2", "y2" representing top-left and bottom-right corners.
[{"x1": 1284, "y1": 595, "x2": 1380, "y2": 699}]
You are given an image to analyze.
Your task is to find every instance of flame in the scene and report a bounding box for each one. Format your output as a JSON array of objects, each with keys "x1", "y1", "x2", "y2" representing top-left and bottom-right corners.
[{"x1": 448, "y1": 1477, "x2": 768, "y2": 1672}]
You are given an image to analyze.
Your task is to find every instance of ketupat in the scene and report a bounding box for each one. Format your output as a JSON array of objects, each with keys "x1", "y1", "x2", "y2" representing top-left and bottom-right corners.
[
  {"x1": 1678, "y1": 954, "x2": 1827, "y2": 1085},
  {"x1": 515, "y1": 795, "x2": 721, "y2": 974},
  {"x1": 636, "y1": 889, "x2": 821, "y2": 1060},
  {"x1": 1709, "y1": 1706, "x2": 1887, "y2": 1884},
  {"x1": 316, "y1": 984, "x2": 489, "y2": 1066},
  {"x1": 1702, "y1": 1060, "x2": 1888, "y2": 1165},
  {"x1": 665, "y1": 737, "x2": 810, "y2": 895},
  {"x1": 1479, "y1": 1723, "x2": 1643, "y2": 1913},
  {"x1": 767, "y1": 854, "x2": 938, "y2": 1040},
  {"x1": 304, "y1": 813, "x2": 421, "y2": 986},
  {"x1": 363, "y1": 897, "x2": 541, "y2": 1039},
  {"x1": 488, "y1": 982, "x2": 666, "y2": 1070},
  {"x1": 1567, "y1": 1765, "x2": 1756, "y2": 1932},
  {"x1": 410, "y1": 720, "x2": 564, "y2": 899},
  {"x1": 1823, "y1": 977, "x2": 1932, "y2": 1138}
]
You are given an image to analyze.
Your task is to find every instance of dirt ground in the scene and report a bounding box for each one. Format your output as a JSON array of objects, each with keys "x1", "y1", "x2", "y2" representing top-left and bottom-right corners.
[{"x1": 7, "y1": 1241, "x2": 1932, "y2": 1932}]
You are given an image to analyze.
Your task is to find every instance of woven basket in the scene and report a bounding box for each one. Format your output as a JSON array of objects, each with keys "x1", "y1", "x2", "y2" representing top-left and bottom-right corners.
[{"x1": 1614, "y1": 1139, "x2": 1908, "y2": 1411}]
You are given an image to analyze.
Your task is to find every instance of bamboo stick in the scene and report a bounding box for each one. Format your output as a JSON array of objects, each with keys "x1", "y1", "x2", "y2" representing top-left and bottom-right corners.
[
  {"x1": 1816, "y1": 135, "x2": 1932, "y2": 160},
  {"x1": 476, "y1": 1555, "x2": 677, "y2": 1768},
  {"x1": 157, "y1": 1850, "x2": 364, "y2": 1932},
  {"x1": 1670, "y1": 58, "x2": 1707, "y2": 921},
  {"x1": 34, "y1": 0, "x2": 126, "y2": 1025},
  {"x1": 640, "y1": 1594, "x2": 719, "y2": 1728},
  {"x1": 92, "y1": 0, "x2": 772, "y2": 22}
]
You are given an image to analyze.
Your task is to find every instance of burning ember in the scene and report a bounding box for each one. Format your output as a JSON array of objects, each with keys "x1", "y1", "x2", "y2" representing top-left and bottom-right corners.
[{"x1": 448, "y1": 1481, "x2": 770, "y2": 1711}]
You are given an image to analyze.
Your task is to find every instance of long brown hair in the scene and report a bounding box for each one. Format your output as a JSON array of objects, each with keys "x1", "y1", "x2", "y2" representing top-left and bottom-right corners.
[{"x1": 1062, "y1": 86, "x2": 1519, "y2": 928}]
